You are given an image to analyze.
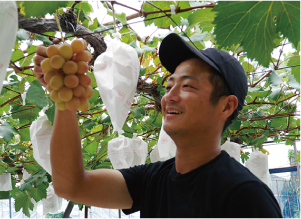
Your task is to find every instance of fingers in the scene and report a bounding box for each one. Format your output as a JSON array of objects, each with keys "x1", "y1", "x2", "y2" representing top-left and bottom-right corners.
[
  {"x1": 36, "y1": 46, "x2": 47, "y2": 57},
  {"x1": 34, "y1": 65, "x2": 47, "y2": 87},
  {"x1": 34, "y1": 46, "x2": 48, "y2": 87},
  {"x1": 34, "y1": 55, "x2": 46, "y2": 66}
]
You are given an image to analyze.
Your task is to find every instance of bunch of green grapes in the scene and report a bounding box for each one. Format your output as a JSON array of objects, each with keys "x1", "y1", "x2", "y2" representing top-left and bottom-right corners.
[{"x1": 41, "y1": 39, "x2": 93, "y2": 111}]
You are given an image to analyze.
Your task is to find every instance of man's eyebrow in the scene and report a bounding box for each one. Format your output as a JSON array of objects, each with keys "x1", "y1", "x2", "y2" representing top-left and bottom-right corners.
[{"x1": 167, "y1": 75, "x2": 199, "y2": 82}]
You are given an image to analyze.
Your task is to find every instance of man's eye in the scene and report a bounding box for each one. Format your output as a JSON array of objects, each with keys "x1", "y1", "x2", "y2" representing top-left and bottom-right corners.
[
  {"x1": 183, "y1": 85, "x2": 194, "y2": 88},
  {"x1": 166, "y1": 86, "x2": 172, "y2": 90}
]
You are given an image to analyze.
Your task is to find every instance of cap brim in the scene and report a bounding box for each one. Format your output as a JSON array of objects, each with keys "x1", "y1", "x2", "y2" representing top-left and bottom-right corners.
[{"x1": 159, "y1": 33, "x2": 221, "y2": 74}]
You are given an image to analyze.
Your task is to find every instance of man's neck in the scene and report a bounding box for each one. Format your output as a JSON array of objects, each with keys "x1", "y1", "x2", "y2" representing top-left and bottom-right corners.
[{"x1": 172, "y1": 133, "x2": 222, "y2": 174}]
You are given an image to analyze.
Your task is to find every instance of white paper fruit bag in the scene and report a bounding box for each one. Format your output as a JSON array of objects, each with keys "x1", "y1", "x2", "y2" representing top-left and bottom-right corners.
[
  {"x1": 131, "y1": 133, "x2": 148, "y2": 166},
  {"x1": 157, "y1": 118, "x2": 176, "y2": 158},
  {"x1": 30, "y1": 115, "x2": 53, "y2": 174},
  {"x1": 94, "y1": 33, "x2": 140, "y2": 134},
  {"x1": 42, "y1": 184, "x2": 62, "y2": 215},
  {"x1": 0, "y1": 1, "x2": 18, "y2": 94},
  {"x1": 0, "y1": 173, "x2": 12, "y2": 191},
  {"x1": 245, "y1": 148, "x2": 271, "y2": 186},
  {"x1": 108, "y1": 133, "x2": 148, "y2": 169},
  {"x1": 150, "y1": 144, "x2": 176, "y2": 163},
  {"x1": 221, "y1": 139, "x2": 241, "y2": 162}
]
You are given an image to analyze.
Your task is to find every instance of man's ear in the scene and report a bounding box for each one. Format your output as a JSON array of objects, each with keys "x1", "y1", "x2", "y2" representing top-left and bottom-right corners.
[{"x1": 219, "y1": 95, "x2": 238, "y2": 121}]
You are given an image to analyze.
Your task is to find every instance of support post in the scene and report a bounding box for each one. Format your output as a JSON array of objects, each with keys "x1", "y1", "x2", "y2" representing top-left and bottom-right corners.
[
  {"x1": 9, "y1": 196, "x2": 11, "y2": 218},
  {"x1": 63, "y1": 201, "x2": 74, "y2": 218},
  {"x1": 293, "y1": 141, "x2": 300, "y2": 179}
]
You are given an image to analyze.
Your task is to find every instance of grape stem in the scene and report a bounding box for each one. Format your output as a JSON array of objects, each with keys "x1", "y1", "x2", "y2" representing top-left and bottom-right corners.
[{"x1": 54, "y1": 11, "x2": 64, "y2": 43}]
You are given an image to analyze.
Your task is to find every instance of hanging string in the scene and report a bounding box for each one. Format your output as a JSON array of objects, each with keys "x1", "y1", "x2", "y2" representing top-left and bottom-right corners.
[
  {"x1": 111, "y1": 1, "x2": 117, "y2": 34},
  {"x1": 145, "y1": 1, "x2": 199, "y2": 50}
]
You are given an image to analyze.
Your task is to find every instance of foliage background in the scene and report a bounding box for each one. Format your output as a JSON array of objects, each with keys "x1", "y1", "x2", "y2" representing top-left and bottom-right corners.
[{"x1": 0, "y1": 1, "x2": 300, "y2": 216}]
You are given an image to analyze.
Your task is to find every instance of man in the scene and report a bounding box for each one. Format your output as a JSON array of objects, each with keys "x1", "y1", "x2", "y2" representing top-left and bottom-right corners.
[{"x1": 34, "y1": 33, "x2": 282, "y2": 217}]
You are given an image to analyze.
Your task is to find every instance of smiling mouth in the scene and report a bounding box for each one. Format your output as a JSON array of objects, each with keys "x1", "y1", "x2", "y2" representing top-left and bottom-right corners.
[{"x1": 167, "y1": 110, "x2": 183, "y2": 114}]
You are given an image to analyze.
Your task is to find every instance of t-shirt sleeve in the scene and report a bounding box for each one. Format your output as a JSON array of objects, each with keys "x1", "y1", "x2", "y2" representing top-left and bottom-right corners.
[
  {"x1": 224, "y1": 181, "x2": 283, "y2": 218},
  {"x1": 118, "y1": 164, "x2": 151, "y2": 215}
]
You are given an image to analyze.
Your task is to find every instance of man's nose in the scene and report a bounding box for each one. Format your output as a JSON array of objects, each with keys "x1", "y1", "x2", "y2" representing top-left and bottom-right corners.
[{"x1": 164, "y1": 86, "x2": 180, "y2": 102}]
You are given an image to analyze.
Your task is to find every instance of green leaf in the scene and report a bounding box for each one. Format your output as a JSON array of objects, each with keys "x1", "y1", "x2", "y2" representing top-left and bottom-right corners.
[
  {"x1": 0, "y1": 163, "x2": 8, "y2": 175},
  {"x1": 212, "y1": 1, "x2": 281, "y2": 67},
  {"x1": 241, "y1": 152, "x2": 250, "y2": 163},
  {"x1": 0, "y1": 121, "x2": 18, "y2": 143},
  {"x1": 82, "y1": 120, "x2": 96, "y2": 129},
  {"x1": 0, "y1": 191, "x2": 10, "y2": 199},
  {"x1": 268, "y1": 71, "x2": 283, "y2": 86},
  {"x1": 228, "y1": 117, "x2": 241, "y2": 132},
  {"x1": 285, "y1": 139, "x2": 294, "y2": 145},
  {"x1": 94, "y1": 162, "x2": 112, "y2": 169},
  {"x1": 23, "y1": 162, "x2": 43, "y2": 175},
  {"x1": 250, "y1": 131, "x2": 270, "y2": 148},
  {"x1": 45, "y1": 104, "x2": 55, "y2": 126},
  {"x1": 287, "y1": 74, "x2": 300, "y2": 90},
  {"x1": 248, "y1": 87, "x2": 271, "y2": 98},
  {"x1": 10, "y1": 145, "x2": 29, "y2": 151},
  {"x1": 297, "y1": 151, "x2": 300, "y2": 162},
  {"x1": 16, "y1": 29, "x2": 29, "y2": 41},
  {"x1": 187, "y1": 8, "x2": 215, "y2": 29},
  {"x1": 84, "y1": 141, "x2": 98, "y2": 154},
  {"x1": 19, "y1": 128, "x2": 31, "y2": 142},
  {"x1": 275, "y1": 1, "x2": 300, "y2": 49},
  {"x1": 132, "y1": 107, "x2": 146, "y2": 119},
  {"x1": 287, "y1": 53, "x2": 300, "y2": 83},
  {"x1": 10, "y1": 103, "x2": 40, "y2": 124},
  {"x1": 33, "y1": 34, "x2": 53, "y2": 46},
  {"x1": 20, "y1": 170, "x2": 47, "y2": 191},
  {"x1": 11, "y1": 49, "x2": 24, "y2": 62},
  {"x1": 14, "y1": 191, "x2": 34, "y2": 218},
  {"x1": 26, "y1": 80, "x2": 48, "y2": 109},
  {"x1": 30, "y1": 183, "x2": 48, "y2": 202},
  {"x1": 23, "y1": 1, "x2": 68, "y2": 18},
  {"x1": 143, "y1": 1, "x2": 193, "y2": 29}
]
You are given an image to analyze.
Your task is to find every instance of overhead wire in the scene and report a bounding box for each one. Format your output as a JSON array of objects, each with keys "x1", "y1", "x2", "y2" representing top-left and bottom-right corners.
[{"x1": 3, "y1": 3, "x2": 300, "y2": 127}]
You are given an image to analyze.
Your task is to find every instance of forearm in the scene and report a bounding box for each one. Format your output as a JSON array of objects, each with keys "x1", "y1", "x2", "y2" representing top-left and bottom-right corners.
[{"x1": 50, "y1": 108, "x2": 85, "y2": 197}]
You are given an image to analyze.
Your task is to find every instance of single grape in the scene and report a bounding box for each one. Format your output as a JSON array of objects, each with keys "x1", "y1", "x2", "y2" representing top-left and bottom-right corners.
[
  {"x1": 77, "y1": 61, "x2": 89, "y2": 74},
  {"x1": 78, "y1": 97, "x2": 89, "y2": 112},
  {"x1": 66, "y1": 96, "x2": 80, "y2": 111},
  {"x1": 50, "y1": 90, "x2": 62, "y2": 103},
  {"x1": 58, "y1": 86, "x2": 73, "y2": 102},
  {"x1": 72, "y1": 85, "x2": 85, "y2": 97},
  {"x1": 41, "y1": 58, "x2": 53, "y2": 73},
  {"x1": 44, "y1": 70, "x2": 57, "y2": 84},
  {"x1": 59, "y1": 43, "x2": 73, "y2": 60},
  {"x1": 46, "y1": 45, "x2": 60, "y2": 58},
  {"x1": 56, "y1": 102, "x2": 67, "y2": 111},
  {"x1": 63, "y1": 61, "x2": 78, "y2": 75},
  {"x1": 83, "y1": 86, "x2": 93, "y2": 99},
  {"x1": 49, "y1": 73, "x2": 64, "y2": 90},
  {"x1": 73, "y1": 50, "x2": 91, "y2": 62},
  {"x1": 78, "y1": 74, "x2": 91, "y2": 87},
  {"x1": 50, "y1": 55, "x2": 65, "y2": 69},
  {"x1": 81, "y1": 39, "x2": 87, "y2": 50},
  {"x1": 71, "y1": 39, "x2": 85, "y2": 54},
  {"x1": 46, "y1": 84, "x2": 53, "y2": 93},
  {"x1": 64, "y1": 74, "x2": 79, "y2": 89}
]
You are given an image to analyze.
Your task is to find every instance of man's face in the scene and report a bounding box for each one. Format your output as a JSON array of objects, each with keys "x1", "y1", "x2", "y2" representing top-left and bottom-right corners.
[{"x1": 161, "y1": 58, "x2": 220, "y2": 137}]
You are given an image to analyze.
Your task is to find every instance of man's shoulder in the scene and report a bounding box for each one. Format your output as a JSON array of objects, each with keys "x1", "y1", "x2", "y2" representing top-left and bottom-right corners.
[
  {"x1": 212, "y1": 151, "x2": 262, "y2": 186},
  {"x1": 119, "y1": 157, "x2": 175, "y2": 178}
]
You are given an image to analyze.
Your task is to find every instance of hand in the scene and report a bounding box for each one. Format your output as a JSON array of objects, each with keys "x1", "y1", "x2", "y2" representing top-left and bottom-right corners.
[{"x1": 34, "y1": 46, "x2": 48, "y2": 87}]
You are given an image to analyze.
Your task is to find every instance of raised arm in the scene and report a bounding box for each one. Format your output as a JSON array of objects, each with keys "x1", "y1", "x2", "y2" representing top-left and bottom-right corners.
[{"x1": 34, "y1": 46, "x2": 133, "y2": 209}]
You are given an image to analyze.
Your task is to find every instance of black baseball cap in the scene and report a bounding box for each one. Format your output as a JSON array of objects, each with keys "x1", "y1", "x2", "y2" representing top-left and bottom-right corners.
[{"x1": 159, "y1": 33, "x2": 248, "y2": 128}]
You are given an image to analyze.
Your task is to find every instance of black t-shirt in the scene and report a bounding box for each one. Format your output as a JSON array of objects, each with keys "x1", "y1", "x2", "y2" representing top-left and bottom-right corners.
[{"x1": 119, "y1": 150, "x2": 282, "y2": 218}]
